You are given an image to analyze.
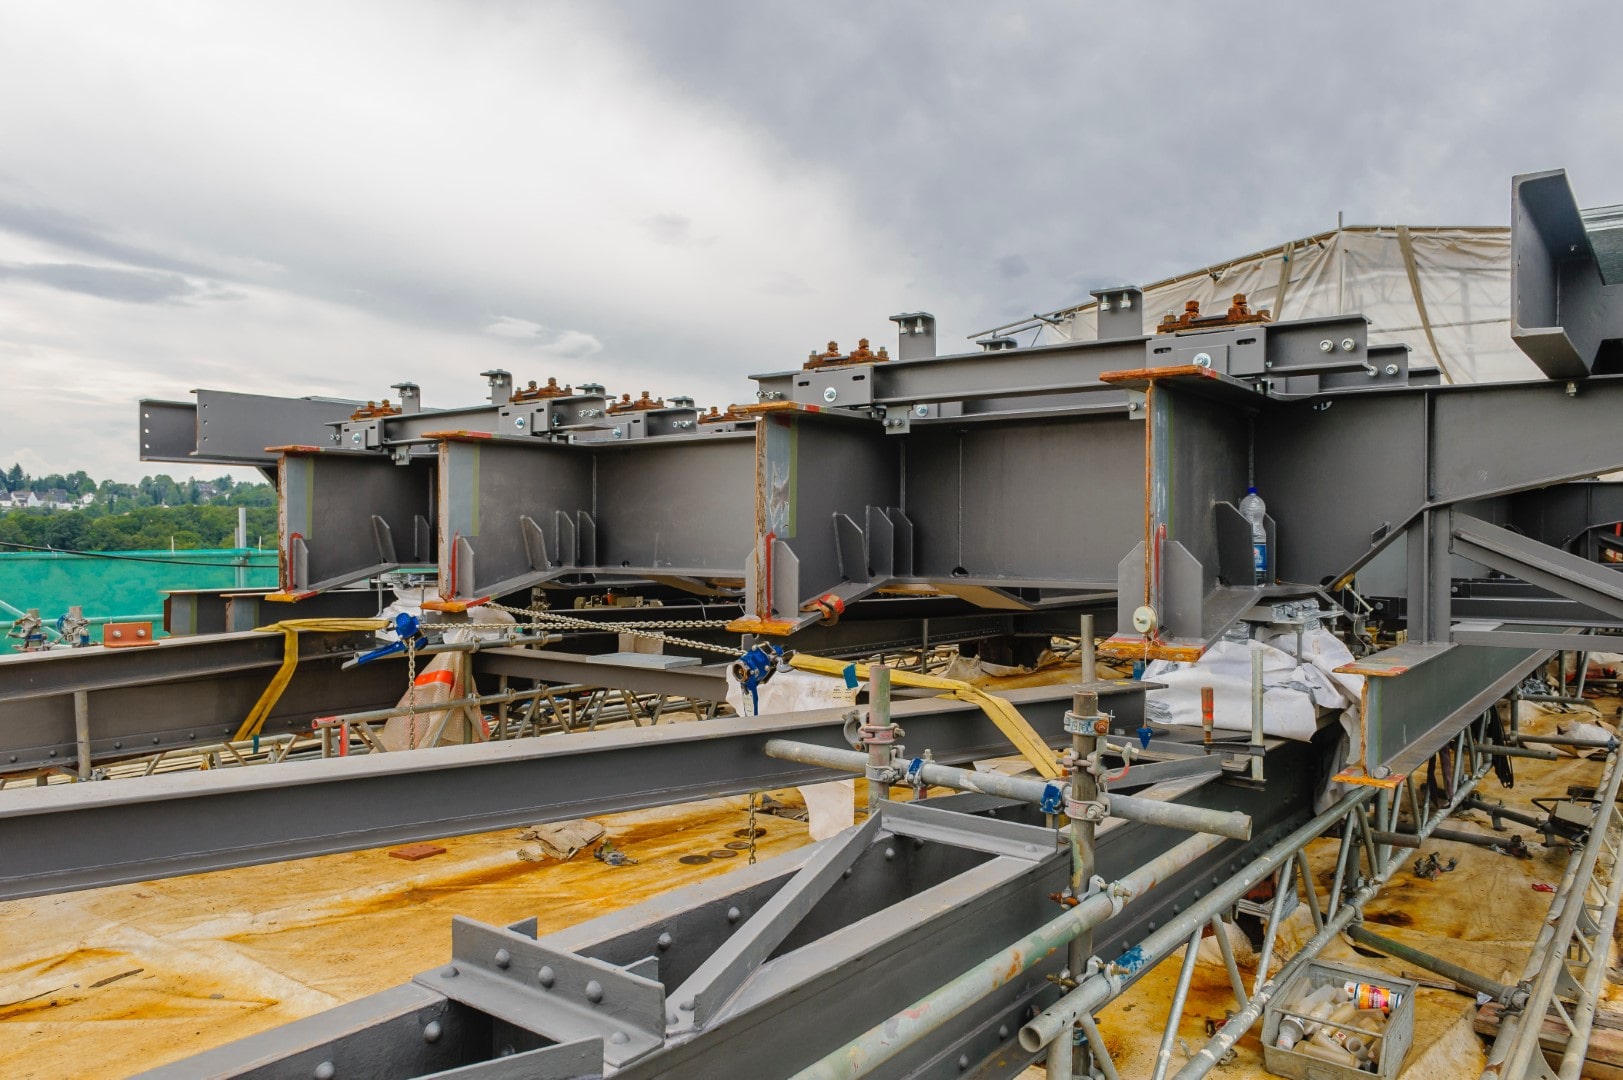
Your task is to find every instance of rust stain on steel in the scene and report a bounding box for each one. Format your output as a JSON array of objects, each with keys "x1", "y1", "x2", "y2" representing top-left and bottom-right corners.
[
  {"x1": 1154, "y1": 293, "x2": 1271, "y2": 334},
  {"x1": 726, "y1": 617, "x2": 798, "y2": 636},
  {"x1": 802, "y1": 338, "x2": 890, "y2": 371},
  {"x1": 348, "y1": 400, "x2": 402, "y2": 421},
  {"x1": 422, "y1": 597, "x2": 489, "y2": 613},
  {"x1": 1336, "y1": 659, "x2": 1411, "y2": 677},
  {"x1": 700, "y1": 404, "x2": 755, "y2": 425},
  {"x1": 608, "y1": 391, "x2": 666, "y2": 414},
  {"x1": 265, "y1": 444, "x2": 326, "y2": 454},
  {"x1": 1098, "y1": 363, "x2": 1221, "y2": 385},
  {"x1": 1096, "y1": 637, "x2": 1204, "y2": 664},
  {"x1": 1330, "y1": 770, "x2": 1402, "y2": 789},
  {"x1": 421, "y1": 430, "x2": 495, "y2": 441},
  {"x1": 509, "y1": 377, "x2": 572, "y2": 402}
]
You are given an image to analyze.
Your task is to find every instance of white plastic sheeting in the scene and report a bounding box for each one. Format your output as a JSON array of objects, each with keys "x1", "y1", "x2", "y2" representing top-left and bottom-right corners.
[
  {"x1": 725, "y1": 666, "x2": 856, "y2": 840},
  {"x1": 1022, "y1": 226, "x2": 1531, "y2": 385},
  {"x1": 1141, "y1": 629, "x2": 1364, "y2": 745}
]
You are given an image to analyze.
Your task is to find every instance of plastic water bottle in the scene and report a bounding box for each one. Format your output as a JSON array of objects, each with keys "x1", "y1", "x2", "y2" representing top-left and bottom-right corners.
[{"x1": 1240, "y1": 486, "x2": 1268, "y2": 585}]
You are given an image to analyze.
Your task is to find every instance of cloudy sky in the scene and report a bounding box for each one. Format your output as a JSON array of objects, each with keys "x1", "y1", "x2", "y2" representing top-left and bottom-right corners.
[{"x1": 1, "y1": 1, "x2": 1619, "y2": 482}]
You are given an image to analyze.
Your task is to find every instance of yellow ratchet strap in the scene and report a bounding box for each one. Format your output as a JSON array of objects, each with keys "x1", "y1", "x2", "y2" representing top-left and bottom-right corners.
[
  {"x1": 788, "y1": 654, "x2": 1063, "y2": 780},
  {"x1": 235, "y1": 618, "x2": 389, "y2": 741}
]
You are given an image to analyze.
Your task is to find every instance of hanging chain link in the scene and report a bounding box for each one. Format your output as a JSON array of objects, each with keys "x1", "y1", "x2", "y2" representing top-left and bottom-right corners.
[
  {"x1": 746, "y1": 791, "x2": 760, "y2": 865},
  {"x1": 475, "y1": 602, "x2": 747, "y2": 658}
]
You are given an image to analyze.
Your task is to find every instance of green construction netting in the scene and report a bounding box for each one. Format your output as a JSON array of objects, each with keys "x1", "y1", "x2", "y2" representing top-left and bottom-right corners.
[{"x1": 0, "y1": 548, "x2": 277, "y2": 643}]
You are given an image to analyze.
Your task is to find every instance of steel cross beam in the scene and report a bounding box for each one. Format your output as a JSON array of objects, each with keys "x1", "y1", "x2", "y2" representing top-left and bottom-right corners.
[
  {"x1": 434, "y1": 429, "x2": 756, "y2": 602},
  {"x1": 0, "y1": 683, "x2": 1148, "y2": 900},
  {"x1": 142, "y1": 739, "x2": 1321, "y2": 1080}
]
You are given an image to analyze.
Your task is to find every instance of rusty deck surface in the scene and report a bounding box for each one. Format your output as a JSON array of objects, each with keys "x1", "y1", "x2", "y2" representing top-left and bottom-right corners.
[
  {"x1": 2, "y1": 667, "x2": 1618, "y2": 1079},
  {"x1": 0, "y1": 792, "x2": 816, "y2": 1077}
]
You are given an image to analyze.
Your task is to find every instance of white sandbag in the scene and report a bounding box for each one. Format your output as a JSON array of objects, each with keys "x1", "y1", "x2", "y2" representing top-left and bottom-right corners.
[
  {"x1": 375, "y1": 585, "x2": 430, "y2": 643},
  {"x1": 725, "y1": 666, "x2": 852, "y2": 718},
  {"x1": 1553, "y1": 718, "x2": 1620, "y2": 755},
  {"x1": 1143, "y1": 634, "x2": 1358, "y2": 743},
  {"x1": 800, "y1": 780, "x2": 856, "y2": 840}
]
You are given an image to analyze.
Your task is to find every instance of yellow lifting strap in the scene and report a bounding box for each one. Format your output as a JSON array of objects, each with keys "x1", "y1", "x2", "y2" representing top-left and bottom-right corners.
[
  {"x1": 788, "y1": 654, "x2": 1064, "y2": 780},
  {"x1": 235, "y1": 619, "x2": 389, "y2": 742}
]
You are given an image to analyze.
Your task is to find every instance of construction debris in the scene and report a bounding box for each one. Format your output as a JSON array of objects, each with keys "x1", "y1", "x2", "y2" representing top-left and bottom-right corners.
[{"x1": 513, "y1": 819, "x2": 605, "y2": 861}]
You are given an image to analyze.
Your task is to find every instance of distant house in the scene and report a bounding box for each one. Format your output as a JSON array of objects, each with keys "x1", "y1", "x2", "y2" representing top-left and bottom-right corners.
[
  {"x1": 78, "y1": 492, "x2": 96, "y2": 507},
  {"x1": 41, "y1": 489, "x2": 73, "y2": 509},
  {"x1": 8, "y1": 490, "x2": 42, "y2": 509}
]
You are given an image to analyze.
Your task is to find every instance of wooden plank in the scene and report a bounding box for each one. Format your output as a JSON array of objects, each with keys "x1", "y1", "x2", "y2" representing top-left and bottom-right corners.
[{"x1": 1475, "y1": 1002, "x2": 1623, "y2": 1079}]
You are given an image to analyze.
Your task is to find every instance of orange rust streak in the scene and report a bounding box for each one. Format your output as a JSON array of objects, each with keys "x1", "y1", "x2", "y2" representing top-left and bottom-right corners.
[
  {"x1": 421, "y1": 430, "x2": 495, "y2": 441},
  {"x1": 1096, "y1": 636, "x2": 1205, "y2": 663},
  {"x1": 726, "y1": 617, "x2": 798, "y2": 636},
  {"x1": 1099, "y1": 363, "x2": 1220, "y2": 384},
  {"x1": 265, "y1": 445, "x2": 325, "y2": 454},
  {"x1": 1142, "y1": 382, "x2": 1155, "y2": 610},
  {"x1": 1331, "y1": 770, "x2": 1403, "y2": 789},
  {"x1": 1336, "y1": 661, "x2": 1411, "y2": 677},
  {"x1": 422, "y1": 597, "x2": 489, "y2": 613}
]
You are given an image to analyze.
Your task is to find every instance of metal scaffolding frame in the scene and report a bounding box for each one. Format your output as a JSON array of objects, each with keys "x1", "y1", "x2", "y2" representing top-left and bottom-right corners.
[{"x1": 3, "y1": 166, "x2": 1622, "y2": 1077}]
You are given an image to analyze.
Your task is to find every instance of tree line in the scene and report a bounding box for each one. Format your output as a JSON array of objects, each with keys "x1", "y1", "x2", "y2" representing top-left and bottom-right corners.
[{"x1": 0, "y1": 470, "x2": 278, "y2": 552}]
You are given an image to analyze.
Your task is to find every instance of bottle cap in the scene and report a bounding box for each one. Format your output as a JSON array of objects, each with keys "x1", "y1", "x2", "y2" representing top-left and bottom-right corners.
[{"x1": 1247, "y1": 486, "x2": 1258, "y2": 494}]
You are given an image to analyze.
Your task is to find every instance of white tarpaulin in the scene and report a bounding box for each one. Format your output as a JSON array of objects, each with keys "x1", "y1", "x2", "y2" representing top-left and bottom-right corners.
[
  {"x1": 1011, "y1": 226, "x2": 1531, "y2": 385},
  {"x1": 1141, "y1": 629, "x2": 1365, "y2": 744}
]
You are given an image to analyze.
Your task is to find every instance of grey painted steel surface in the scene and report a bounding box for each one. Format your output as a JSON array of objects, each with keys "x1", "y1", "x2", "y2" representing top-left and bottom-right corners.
[
  {"x1": 280, "y1": 450, "x2": 437, "y2": 593},
  {"x1": 762, "y1": 739, "x2": 1252, "y2": 840},
  {"x1": 793, "y1": 828, "x2": 1229, "y2": 1080},
  {"x1": 0, "y1": 629, "x2": 401, "y2": 773},
  {"x1": 139, "y1": 391, "x2": 360, "y2": 466},
  {"x1": 1354, "y1": 639, "x2": 1547, "y2": 778},
  {"x1": 0, "y1": 601, "x2": 1116, "y2": 774},
  {"x1": 0, "y1": 683, "x2": 1149, "y2": 899},
  {"x1": 434, "y1": 431, "x2": 754, "y2": 601},
  {"x1": 475, "y1": 647, "x2": 729, "y2": 701},
  {"x1": 1450, "y1": 512, "x2": 1623, "y2": 622},
  {"x1": 1511, "y1": 169, "x2": 1623, "y2": 379},
  {"x1": 151, "y1": 742, "x2": 1319, "y2": 1079}
]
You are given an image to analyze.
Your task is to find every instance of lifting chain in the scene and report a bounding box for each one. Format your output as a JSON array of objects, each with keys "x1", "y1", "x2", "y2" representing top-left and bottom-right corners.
[
  {"x1": 746, "y1": 792, "x2": 760, "y2": 865},
  {"x1": 481, "y1": 602, "x2": 746, "y2": 659}
]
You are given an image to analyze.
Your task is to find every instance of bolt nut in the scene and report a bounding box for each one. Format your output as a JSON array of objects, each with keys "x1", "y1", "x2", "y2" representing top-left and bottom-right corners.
[
  {"x1": 1192, "y1": 351, "x2": 1212, "y2": 368},
  {"x1": 1340, "y1": 338, "x2": 1356, "y2": 352},
  {"x1": 1319, "y1": 339, "x2": 1333, "y2": 353},
  {"x1": 514, "y1": 416, "x2": 526, "y2": 430},
  {"x1": 823, "y1": 387, "x2": 838, "y2": 403},
  {"x1": 585, "y1": 980, "x2": 605, "y2": 1004},
  {"x1": 1384, "y1": 363, "x2": 1399, "y2": 376},
  {"x1": 913, "y1": 404, "x2": 929, "y2": 418}
]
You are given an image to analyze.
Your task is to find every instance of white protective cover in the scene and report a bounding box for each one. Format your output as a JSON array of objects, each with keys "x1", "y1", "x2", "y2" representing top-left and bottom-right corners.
[
  {"x1": 1027, "y1": 226, "x2": 1527, "y2": 385},
  {"x1": 1142, "y1": 629, "x2": 1364, "y2": 745},
  {"x1": 725, "y1": 666, "x2": 857, "y2": 841}
]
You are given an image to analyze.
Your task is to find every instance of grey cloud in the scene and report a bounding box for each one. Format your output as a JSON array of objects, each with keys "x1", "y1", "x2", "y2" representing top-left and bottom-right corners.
[
  {"x1": 996, "y1": 254, "x2": 1028, "y2": 280},
  {"x1": 0, "y1": 199, "x2": 220, "y2": 279},
  {"x1": 0, "y1": 260, "x2": 204, "y2": 303},
  {"x1": 602, "y1": 1, "x2": 1623, "y2": 338},
  {"x1": 642, "y1": 213, "x2": 713, "y2": 248}
]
